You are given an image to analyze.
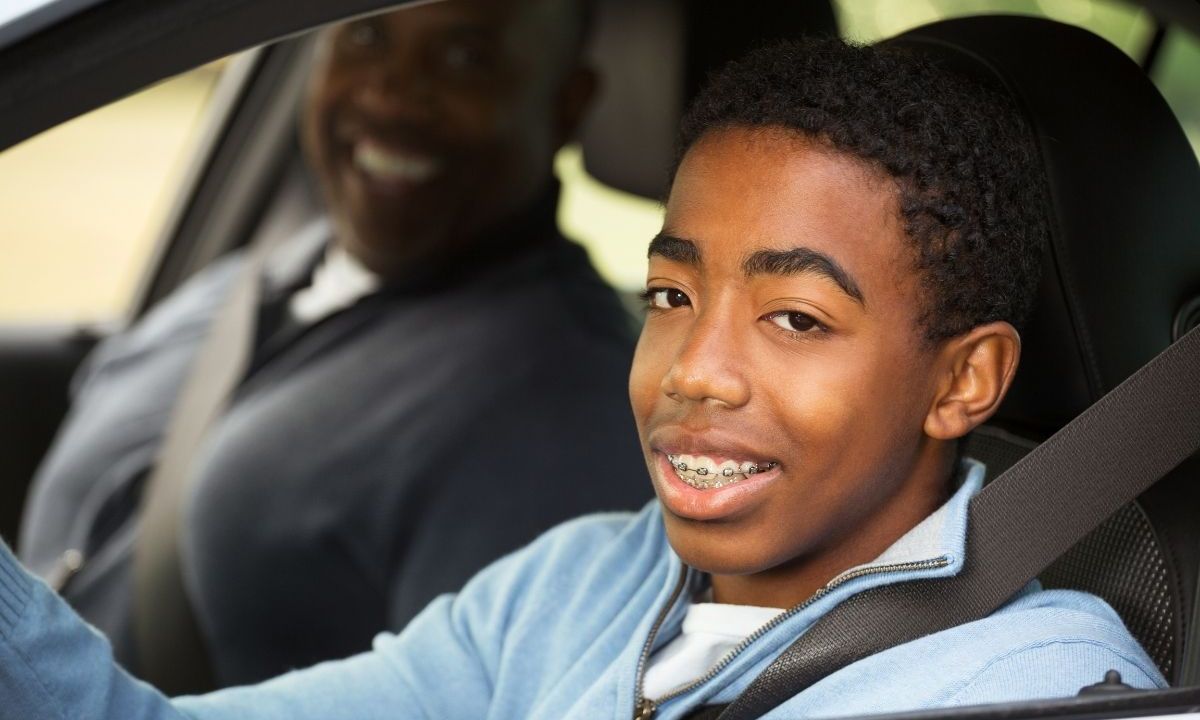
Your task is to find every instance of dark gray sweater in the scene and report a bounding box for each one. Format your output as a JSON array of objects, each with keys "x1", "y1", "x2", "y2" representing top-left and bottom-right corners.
[{"x1": 18, "y1": 205, "x2": 650, "y2": 687}]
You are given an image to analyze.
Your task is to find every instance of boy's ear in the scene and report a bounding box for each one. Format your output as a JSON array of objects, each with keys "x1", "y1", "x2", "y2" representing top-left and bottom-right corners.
[{"x1": 924, "y1": 322, "x2": 1021, "y2": 441}]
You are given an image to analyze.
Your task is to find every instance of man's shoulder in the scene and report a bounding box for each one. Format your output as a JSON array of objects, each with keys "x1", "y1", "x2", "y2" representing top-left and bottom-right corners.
[
  {"x1": 82, "y1": 225, "x2": 328, "y2": 382},
  {"x1": 483, "y1": 236, "x2": 639, "y2": 354},
  {"x1": 75, "y1": 251, "x2": 246, "y2": 391}
]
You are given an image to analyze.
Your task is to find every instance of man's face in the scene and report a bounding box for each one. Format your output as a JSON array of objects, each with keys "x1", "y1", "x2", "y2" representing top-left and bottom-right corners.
[
  {"x1": 301, "y1": 0, "x2": 587, "y2": 279},
  {"x1": 630, "y1": 128, "x2": 951, "y2": 595}
]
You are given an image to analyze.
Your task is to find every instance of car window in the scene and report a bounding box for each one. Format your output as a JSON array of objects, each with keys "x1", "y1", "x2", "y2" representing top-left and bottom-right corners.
[
  {"x1": 1152, "y1": 27, "x2": 1200, "y2": 157},
  {"x1": 556, "y1": 144, "x2": 662, "y2": 294},
  {"x1": 833, "y1": 0, "x2": 1155, "y2": 57},
  {"x1": 0, "y1": 58, "x2": 236, "y2": 326},
  {"x1": 833, "y1": 0, "x2": 1200, "y2": 159}
]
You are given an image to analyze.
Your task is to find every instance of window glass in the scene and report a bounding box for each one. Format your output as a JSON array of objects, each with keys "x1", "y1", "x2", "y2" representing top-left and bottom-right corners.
[
  {"x1": 0, "y1": 60, "x2": 229, "y2": 325},
  {"x1": 1152, "y1": 28, "x2": 1200, "y2": 158},
  {"x1": 556, "y1": 145, "x2": 663, "y2": 293},
  {"x1": 834, "y1": 0, "x2": 1154, "y2": 59}
]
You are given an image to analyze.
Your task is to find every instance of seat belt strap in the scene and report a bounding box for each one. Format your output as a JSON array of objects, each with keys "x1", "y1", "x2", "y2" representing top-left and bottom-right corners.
[
  {"x1": 133, "y1": 238, "x2": 276, "y2": 695},
  {"x1": 717, "y1": 323, "x2": 1200, "y2": 720}
]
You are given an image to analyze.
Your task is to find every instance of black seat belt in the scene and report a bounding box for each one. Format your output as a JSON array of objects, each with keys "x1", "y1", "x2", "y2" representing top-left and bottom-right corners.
[
  {"x1": 701, "y1": 323, "x2": 1200, "y2": 720},
  {"x1": 133, "y1": 237, "x2": 277, "y2": 695}
]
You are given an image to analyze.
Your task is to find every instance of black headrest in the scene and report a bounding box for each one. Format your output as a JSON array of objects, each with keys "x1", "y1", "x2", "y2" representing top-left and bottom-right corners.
[
  {"x1": 889, "y1": 16, "x2": 1200, "y2": 435},
  {"x1": 580, "y1": 0, "x2": 837, "y2": 199}
]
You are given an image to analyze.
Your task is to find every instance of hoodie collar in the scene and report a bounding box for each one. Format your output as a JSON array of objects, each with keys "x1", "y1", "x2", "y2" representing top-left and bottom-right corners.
[
  {"x1": 671, "y1": 458, "x2": 986, "y2": 611},
  {"x1": 826, "y1": 457, "x2": 983, "y2": 586}
]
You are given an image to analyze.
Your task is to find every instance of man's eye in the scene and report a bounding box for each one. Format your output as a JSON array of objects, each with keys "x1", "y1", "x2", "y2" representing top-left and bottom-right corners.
[
  {"x1": 338, "y1": 20, "x2": 384, "y2": 52},
  {"x1": 766, "y1": 311, "x2": 821, "y2": 333},
  {"x1": 643, "y1": 288, "x2": 691, "y2": 310}
]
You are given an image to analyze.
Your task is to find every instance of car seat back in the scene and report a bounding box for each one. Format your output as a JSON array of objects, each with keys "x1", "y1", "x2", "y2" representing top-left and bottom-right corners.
[
  {"x1": 890, "y1": 16, "x2": 1200, "y2": 683},
  {"x1": 580, "y1": 0, "x2": 837, "y2": 198}
]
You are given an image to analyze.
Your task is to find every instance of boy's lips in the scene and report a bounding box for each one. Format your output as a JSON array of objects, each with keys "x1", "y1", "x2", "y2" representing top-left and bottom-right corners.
[{"x1": 649, "y1": 430, "x2": 783, "y2": 521}]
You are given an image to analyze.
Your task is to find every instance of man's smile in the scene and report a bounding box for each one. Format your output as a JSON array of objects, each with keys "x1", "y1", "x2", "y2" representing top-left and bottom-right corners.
[{"x1": 352, "y1": 139, "x2": 442, "y2": 186}]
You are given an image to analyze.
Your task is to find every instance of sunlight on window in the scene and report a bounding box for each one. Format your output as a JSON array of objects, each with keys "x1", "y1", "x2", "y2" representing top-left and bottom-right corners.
[
  {"x1": 556, "y1": 144, "x2": 663, "y2": 293},
  {"x1": 0, "y1": 64, "x2": 224, "y2": 324},
  {"x1": 1153, "y1": 29, "x2": 1200, "y2": 159},
  {"x1": 834, "y1": 0, "x2": 1153, "y2": 59}
]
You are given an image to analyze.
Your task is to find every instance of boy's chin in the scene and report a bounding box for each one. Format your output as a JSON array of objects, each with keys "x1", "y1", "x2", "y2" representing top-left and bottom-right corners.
[{"x1": 661, "y1": 513, "x2": 788, "y2": 578}]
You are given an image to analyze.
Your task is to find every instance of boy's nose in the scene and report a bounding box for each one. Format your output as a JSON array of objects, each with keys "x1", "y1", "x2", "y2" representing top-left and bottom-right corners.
[{"x1": 661, "y1": 310, "x2": 751, "y2": 410}]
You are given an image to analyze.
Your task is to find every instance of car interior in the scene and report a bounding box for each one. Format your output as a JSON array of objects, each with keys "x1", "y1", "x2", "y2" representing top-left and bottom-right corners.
[
  {"x1": 0, "y1": 0, "x2": 1198, "y2": 715},
  {"x1": 894, "y1": 14, "x2": 1200, "y2": 688}
]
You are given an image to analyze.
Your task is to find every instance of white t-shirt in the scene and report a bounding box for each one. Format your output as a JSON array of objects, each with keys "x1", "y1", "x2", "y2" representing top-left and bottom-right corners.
[{"x1": 643, "y1": 600, "x2": 785, "y2": 699}]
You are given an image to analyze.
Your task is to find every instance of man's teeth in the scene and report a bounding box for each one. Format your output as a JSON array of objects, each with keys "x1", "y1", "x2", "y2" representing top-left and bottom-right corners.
[
  {"x1": 666, "y1": 454, "x2": 778, "y2": 490},
  {"x1": 353, "y1": 143, "x2": 439, "y2": 183}
]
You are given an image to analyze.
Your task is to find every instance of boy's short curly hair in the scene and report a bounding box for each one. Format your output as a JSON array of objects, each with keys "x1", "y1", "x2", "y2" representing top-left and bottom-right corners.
[{"x1": 673, "y1": 37, "x2": 1049, "y2": 343}]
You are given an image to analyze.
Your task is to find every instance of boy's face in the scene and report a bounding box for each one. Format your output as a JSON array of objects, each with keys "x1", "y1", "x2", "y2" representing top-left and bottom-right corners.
[{"x1": 629, "y1": 127, "x2": 953, "y2": 594}]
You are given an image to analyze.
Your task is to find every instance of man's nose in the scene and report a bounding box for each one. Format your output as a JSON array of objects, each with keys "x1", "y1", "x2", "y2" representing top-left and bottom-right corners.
[
  {"x1": 660, "y1": 309, "x2": 751, "y2": 409},
  {"x1": 353, "y1": 61, "x2": 435, "y2": 119}
]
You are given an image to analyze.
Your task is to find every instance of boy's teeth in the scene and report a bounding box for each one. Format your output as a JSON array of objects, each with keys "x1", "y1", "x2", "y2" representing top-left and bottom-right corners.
[{"x1": 666, "y1": 453, "x2": 778, "y2": 490}]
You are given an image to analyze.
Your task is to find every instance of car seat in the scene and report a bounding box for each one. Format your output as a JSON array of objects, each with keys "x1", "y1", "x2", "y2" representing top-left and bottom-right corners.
[
  {"x1": 580, "y1": 11, "x2": 1200, "y2": 687},
  {"x1": 580, "y1": 0, "x2": 837, "y2": 199},
  {"x1": 883, "y1": 16, "x2": 1200, "y2": 685}
]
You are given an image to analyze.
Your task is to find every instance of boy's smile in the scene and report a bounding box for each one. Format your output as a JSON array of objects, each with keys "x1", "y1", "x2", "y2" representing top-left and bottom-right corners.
[{"x1": 630, "y1": 127, "x2": 971, "y2": 608}]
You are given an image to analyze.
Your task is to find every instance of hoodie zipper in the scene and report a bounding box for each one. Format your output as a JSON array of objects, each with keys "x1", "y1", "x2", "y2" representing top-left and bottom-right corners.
[
  {"x1": 630, "y1": 556, "x2": 950, "y2": 719},
  {"x1": 633, "y1": 567, "x2": 690, "y2": 720}
]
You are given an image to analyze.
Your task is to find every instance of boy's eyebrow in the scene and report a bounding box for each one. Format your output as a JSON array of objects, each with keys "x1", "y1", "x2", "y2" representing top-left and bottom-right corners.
[
  {"x1": 742, "y1": 247, "x2": 866, "y2": 306},
  {"x1": 647, "y1": 234, "x2": 701, "y2": 265}
]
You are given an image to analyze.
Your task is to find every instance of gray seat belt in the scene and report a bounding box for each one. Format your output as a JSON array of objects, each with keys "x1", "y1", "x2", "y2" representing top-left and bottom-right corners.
[
  {"x1": 708, "y1": 323, "x2": 1200, "y2": 720},
  {"x1": 133, "y1": 237, "x2": 277, "y2": 695}
]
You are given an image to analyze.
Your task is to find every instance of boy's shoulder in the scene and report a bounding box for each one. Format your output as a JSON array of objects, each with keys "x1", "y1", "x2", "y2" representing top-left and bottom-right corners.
[
  {"x1": 417, "y1": 501, "x2": 673, "y2": 672},
  {"x1": 926, "y1": 587, "x2": 1166, "y2": 707},
  {"x1": 779, "y1": 584, "x2": 1165, "y2": 718},
  {"x1": 462, "y1": 500, "x2": 669, "y2": 596}
]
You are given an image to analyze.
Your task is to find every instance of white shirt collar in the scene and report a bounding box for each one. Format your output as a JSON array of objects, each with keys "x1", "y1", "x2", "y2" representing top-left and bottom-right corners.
[{"x1": 288, "y1": 243, "x2": 381, "y2": 325}]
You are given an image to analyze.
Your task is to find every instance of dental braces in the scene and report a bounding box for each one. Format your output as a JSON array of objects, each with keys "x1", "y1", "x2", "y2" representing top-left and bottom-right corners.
[{"x1": 666, "y1": 454, "x2": 778, "y2": 478}]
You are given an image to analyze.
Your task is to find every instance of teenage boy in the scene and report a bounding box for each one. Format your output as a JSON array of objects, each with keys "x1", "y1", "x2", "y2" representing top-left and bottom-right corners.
[{"x1": 0, "y1": 37, "x2": 1163, "y2": 720}]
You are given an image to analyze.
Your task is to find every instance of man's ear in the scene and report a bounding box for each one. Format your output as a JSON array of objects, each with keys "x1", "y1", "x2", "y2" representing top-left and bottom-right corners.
[
  {"x1": 924, "y1": 321, "x2": 1021, "y2": 441},
  {"x1": 554, "y1": 64, "x2": 599, "y2": 148}
]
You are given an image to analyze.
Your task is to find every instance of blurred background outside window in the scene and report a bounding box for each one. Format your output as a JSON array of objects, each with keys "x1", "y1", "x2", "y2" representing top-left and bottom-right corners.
[
  {"x1": 0, "y1": 0, "x2": 1196, "y2": 326},
  {"x1": 0, "y1": 60, "x2": 230, "y2": 325}
]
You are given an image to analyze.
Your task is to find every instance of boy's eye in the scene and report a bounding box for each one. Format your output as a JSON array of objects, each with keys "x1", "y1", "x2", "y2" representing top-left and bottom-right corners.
[
  {"x1": 766, "y1": 311, "x2": 821, "y2": 333},
  {"x1": 643, "y1": 288, "x2": 691, "y2": 310}
]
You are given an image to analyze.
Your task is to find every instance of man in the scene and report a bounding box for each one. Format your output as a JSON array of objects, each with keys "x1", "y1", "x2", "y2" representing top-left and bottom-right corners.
[{"x1": 17, "y1": 0, "x2": 649, "y2": 689}]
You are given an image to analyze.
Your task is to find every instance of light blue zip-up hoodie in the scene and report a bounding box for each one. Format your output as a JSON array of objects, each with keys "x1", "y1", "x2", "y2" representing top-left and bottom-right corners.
[{"x1": 0, "y1": 461, "x2": 1165, "y2": 719}]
